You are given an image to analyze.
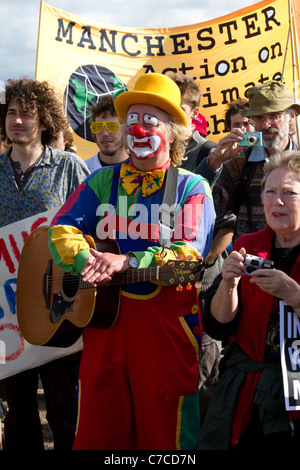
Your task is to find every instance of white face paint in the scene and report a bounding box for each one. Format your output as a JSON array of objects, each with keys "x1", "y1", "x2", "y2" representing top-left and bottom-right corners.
[
  {"x1": 126, "y1": 111, "x2": 165, "y2": 160},
  {"x1": 127, "y1": 133, "x2": 162, "y2": 158}
]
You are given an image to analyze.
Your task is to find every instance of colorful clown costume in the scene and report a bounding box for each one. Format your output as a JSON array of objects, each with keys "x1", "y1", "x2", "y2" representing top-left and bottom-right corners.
[{"x1": 48, "y1": 161, "x2": 215, "y2": 450}]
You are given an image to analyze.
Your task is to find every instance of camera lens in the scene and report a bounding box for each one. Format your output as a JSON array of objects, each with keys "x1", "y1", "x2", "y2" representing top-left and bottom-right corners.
[{"x1": 247, "y1": 134, "x2": 258, "y2": 145}]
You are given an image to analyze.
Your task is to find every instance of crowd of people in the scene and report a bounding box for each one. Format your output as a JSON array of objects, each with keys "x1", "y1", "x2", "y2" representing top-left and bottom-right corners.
[{"x1": 0, "y1": 69, "x2": 299, "y2": 450}]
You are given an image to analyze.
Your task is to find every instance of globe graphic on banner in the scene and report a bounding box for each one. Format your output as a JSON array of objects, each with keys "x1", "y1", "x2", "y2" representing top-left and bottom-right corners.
[{"x1": 64, "y1": 64, "x2": 127, "y2": 144}]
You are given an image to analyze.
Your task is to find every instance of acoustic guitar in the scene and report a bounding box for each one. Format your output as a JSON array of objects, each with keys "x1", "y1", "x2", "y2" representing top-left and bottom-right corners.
[{"x1": 16, "y1": 226, "x2": 206, "y2": 348}]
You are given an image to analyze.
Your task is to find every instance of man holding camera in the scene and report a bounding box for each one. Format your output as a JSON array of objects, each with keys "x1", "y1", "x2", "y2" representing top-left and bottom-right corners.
[{"x1": 210, "y1": 80, "x2": 299, "y2": 240}]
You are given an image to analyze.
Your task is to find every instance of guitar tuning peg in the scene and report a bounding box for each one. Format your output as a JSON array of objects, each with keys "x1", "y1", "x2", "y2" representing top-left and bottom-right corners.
[
  {"x1": 176, "y1": 284, "x2": 183, "y2": 292},
  {"x1": 196, "y1": 255, "x2": 203, "y2": 260},
  {"x1": 186, "y1": 256, "x2": 193, "y2": 261},
  {"x1": 195, "y1": 282, "x2": 202, "y2": 288},
  {"x1": 176, "y1": 255, "x2": 184, "y2": 260},
  {"x1": 186, "y1": 283, "x2": 192, "y2": 291}
]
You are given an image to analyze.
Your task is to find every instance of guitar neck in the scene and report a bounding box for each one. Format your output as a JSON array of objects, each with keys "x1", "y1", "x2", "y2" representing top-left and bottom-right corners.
[
  {"x1": 79, "y1": 266, "x2": 167, "y2": 289},
  {"x1": 78, "y1": 262, "x2": 203, "y2": 289}
]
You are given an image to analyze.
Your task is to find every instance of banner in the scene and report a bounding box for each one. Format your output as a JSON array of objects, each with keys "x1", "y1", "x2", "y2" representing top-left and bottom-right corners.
[
  {"x1": 292, "y1": 0, "x2": 300, "y2": 44},
  {"x1": 0, "y1": 210, "x2": 82, "y2": 380},
  {"x1": 35, "y1": 0, "x2": 300, "y2": 159},
  {"x1": 280, "y1": 301, "x2": 300, "y2": 411}
]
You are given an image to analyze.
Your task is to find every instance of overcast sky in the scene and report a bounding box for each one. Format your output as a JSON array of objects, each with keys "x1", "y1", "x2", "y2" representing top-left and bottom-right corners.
[{"x1": 0, "y1": 0, "x2": 257, "y2": 82}]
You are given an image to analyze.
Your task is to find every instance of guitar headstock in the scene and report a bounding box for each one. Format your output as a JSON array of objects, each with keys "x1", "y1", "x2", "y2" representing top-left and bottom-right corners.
[{"x1": 159, "y1": 257, "x2": 205, "y2": 287}]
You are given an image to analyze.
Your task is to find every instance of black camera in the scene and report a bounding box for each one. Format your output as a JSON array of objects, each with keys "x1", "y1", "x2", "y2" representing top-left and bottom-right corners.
[{"x1": 242, "y1": 254, "x2": 274, "y2": 275}]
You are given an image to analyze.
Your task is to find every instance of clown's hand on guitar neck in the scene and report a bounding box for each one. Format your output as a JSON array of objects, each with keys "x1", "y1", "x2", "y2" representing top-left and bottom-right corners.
[{"x1": 81, "y1": 247, "x2": 130, "y2": 286}]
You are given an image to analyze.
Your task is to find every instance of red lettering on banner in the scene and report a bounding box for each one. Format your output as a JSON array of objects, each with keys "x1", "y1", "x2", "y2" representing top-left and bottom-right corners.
[
  {"x1": 0, "y1": 323, "x2": 25, "y2": 362},
  {"x1": 21, "y1": 216, "x2": 49, "y2": 244},
  {"x1": 31, "y1": 217, "x2": 48, "y2": 232},
  {"x1": 9, "y1": 234, "x2": 21, "y2": 263},
  {"x1": 0, "y1": 238, "x2": 15, "y2": 274}
]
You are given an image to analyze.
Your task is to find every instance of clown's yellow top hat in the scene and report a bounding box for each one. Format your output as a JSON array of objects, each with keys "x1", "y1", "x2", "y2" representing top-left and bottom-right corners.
[{"x1": 114, "y1": 73, "x2": 188, "y2": 127}]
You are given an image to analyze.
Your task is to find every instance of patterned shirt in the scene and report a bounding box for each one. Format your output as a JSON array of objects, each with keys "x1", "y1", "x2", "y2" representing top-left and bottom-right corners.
[
  {"x1": 49, "y1": 163, "x2": 215, "y2": 293},
  {"x1": 0, "y1": 145, "x2": 90, "y2": 228}
]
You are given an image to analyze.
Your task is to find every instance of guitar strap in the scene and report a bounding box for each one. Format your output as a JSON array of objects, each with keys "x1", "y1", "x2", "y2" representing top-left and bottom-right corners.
[
  {"x1": 158, "y1": 165, "x2": 178, "y2": 248},
  {"x1": 110, "y1": 164, "x2": 178, "y2": 249}
]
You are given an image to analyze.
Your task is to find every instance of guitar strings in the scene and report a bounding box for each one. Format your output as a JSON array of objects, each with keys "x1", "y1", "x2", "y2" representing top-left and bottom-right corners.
[{"x1": 45, "y1": 264, "x2": 202, "y2": 289}]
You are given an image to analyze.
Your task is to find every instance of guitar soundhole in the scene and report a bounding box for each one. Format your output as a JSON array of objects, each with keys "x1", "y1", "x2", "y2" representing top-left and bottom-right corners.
[{"x1": 62, "y1": 273, "x2": 79, "y2": 300}]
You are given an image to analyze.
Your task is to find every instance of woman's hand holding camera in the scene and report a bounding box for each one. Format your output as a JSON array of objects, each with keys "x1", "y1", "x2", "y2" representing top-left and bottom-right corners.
[{"x1": 250, "y1": 269, "x2": 300, "y2": 317}]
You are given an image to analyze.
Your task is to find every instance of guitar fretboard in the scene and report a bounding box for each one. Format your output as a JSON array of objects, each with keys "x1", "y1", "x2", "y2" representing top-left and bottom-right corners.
[
  {"x1": 79, "y1": 266, "x2": 161, "y2": 289},
  {"x1": 77, "y1": 261, "x2": 204, "y2": 289}
]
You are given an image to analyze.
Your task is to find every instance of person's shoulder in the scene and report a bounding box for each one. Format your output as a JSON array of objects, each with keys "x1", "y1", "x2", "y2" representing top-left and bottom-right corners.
[
  {"x1": 85, "y1": 154, "x2": 99, "y2": 162},
  {"x1": 0, "y1": 148, "x2": 11, "y2": 165},
  {"x1": 192, "y1": 131, "x2": 206, "y2": 144},
  {"x1": 85, "y1": 154, "x2": 102, "y2": 172},
  {"x1": 177, "y1": 166, "x2": 211, "y2": 193},
  {"x1": 177, "y1": 166, "x2": 202, "y2": 179},
  {"x1": 47, "y1": 146, "x2": 80, "y2": 161},
  {"x1": 234, "y1": 226, "x2": 270, "y2": 250},
  {"x1": 46, "y1": 146, "x2": 89, "y2": 170},
  {"x1": 190, "y1": 131, "x2": 216, "y2": 149}
]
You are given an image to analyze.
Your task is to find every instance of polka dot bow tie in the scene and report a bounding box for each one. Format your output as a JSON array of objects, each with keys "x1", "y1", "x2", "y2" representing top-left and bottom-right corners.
[{"x1": 120, "y1": 163, "x2": 165, "y2": 197}]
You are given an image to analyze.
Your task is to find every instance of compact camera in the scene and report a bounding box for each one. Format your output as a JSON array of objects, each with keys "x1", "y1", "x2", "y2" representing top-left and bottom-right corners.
[
  {"x1": 238, "y1": 131, "x2": 262, "y2": 147},
  {"x1": 242, "y1": 254, "x2": 274, "y2": 275}
]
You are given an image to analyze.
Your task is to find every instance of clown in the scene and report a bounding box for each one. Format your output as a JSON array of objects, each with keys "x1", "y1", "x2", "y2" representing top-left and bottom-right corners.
[
  {"x1": 126, "y1": 108, "x2": 169, "y2": 161},
  {"x1": 48, "y1": 73, "x2": 215, "y2": 450}
]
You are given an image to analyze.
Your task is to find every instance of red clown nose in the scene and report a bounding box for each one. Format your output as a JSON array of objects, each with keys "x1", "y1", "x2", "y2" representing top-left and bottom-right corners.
[{"x1": 131, "y1": 125, "x2": 146, "y2": 138}]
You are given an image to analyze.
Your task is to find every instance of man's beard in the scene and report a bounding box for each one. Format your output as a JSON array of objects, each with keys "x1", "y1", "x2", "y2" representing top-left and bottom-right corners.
[
  {"x1": 101, "y1": 142, "x2": 123, "y2": 157},
  {"x1": 9, "y1": 137, "x2": 28, "y2": 146},
  {"x1": 262, "y1": 126, "x2": 288, "y2": 149}
]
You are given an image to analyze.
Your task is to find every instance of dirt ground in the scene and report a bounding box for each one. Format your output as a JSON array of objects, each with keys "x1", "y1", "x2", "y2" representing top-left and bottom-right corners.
[{"x1": 37, "y1": 386, "x2": 54, "y2": 451}]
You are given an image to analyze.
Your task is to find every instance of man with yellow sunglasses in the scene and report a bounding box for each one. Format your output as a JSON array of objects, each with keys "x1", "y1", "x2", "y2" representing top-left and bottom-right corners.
[{"x1": 85, "y1": 94, "x2": 130, "y2": 172}]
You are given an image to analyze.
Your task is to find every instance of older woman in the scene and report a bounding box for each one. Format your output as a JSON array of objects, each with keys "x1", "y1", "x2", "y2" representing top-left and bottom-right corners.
[{"x1": 198, "y1": 150, "x2": 300, "y2": 450}]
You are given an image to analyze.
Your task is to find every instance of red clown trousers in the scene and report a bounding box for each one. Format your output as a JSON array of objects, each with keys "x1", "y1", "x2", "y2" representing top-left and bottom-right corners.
[{"x1": 73, "y1": 286, "x2": 201, "y2": 450}]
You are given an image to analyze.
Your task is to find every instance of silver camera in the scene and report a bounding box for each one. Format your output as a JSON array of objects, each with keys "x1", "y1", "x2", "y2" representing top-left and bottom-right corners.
[
  {"x1": 238, "y1": 131, "x2": 262, "y2": 147},
  {"x1": 242, "y1": 254, "x2": 274, "y2": 275}
]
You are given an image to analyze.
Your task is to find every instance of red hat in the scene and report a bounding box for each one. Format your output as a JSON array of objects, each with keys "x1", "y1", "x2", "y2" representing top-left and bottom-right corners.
[{"x1": 192, "y1": 113, "x2": 207, "y2": 135}]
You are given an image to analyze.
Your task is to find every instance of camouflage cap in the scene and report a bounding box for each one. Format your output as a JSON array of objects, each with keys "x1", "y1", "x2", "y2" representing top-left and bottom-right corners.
[{"x1": 240, "y1": 80, "x2": 300, "y2": 117}]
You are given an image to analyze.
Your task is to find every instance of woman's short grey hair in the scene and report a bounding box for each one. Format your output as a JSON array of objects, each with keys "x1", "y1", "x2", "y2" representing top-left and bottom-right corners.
[{"x1": 262, "y1": 150, "x2": 300, "y2": 192}]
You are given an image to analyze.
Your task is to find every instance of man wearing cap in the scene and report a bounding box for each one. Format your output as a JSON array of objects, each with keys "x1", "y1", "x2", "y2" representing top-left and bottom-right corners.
[
  {"x1": 212, "y1": 80, "x2": 299, "y2": 240},
  {"x1": 48, "y1": 73, "x2": 215, "y2": 450}
]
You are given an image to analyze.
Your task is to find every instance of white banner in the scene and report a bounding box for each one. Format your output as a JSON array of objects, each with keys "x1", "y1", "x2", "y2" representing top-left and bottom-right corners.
[
  {"x1": 0, "y1": 209, "x2": 82, "y2": 380},
  {"x1": 280, "y1": 301, "x2": 300, "y2": 411}
]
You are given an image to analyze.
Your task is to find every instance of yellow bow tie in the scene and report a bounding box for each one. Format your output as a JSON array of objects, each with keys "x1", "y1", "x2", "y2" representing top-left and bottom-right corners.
[{"x1": 120, "y1": 163, "x2": 165, "y2": 197}]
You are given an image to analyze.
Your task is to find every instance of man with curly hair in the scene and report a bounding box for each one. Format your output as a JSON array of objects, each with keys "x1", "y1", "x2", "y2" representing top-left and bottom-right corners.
[
  {"x1": 0, "y1": 77, "x2": 89, "y2": 450},
  {"x1": 0, "y1": 77, "x2": 89, "y2": 226}
]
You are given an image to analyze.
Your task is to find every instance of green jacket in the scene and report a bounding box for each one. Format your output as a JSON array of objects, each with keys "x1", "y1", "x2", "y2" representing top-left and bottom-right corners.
[{"x1": 197, "y1": 342, "x2": 290, "y2": 450}]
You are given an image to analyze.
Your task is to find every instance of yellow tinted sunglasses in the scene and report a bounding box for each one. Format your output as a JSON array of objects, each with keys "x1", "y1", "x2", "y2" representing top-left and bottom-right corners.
[{"x1": 90, "y1": 121, "x2": 121, "y2": 134}]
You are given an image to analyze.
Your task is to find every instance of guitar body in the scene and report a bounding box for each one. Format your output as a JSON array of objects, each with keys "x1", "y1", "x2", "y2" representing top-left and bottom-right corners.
[
  {"x1": 17, "y1": 227, "x2": 205, "y2": 348},
  {"x1": 17, "y1": 227, "x2": 121, "y2": 347}
]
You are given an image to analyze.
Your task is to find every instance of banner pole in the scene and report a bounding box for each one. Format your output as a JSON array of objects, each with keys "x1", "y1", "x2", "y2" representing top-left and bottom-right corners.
[
  {"x1": 289, "y1": 0, "x2": 300, "y2": 147},
  {"x1": 35, "y1": 0, "x2": 44, "y2": 79}
]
